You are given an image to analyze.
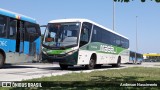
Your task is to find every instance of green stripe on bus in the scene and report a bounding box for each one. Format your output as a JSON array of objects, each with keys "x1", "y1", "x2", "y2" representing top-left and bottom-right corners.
[
  {"x1": 43, "y1": 48, "x2": 72, "y2": 54},
  {"x1": 79, "y1": 42, "x2": 127, "y2": 55}
]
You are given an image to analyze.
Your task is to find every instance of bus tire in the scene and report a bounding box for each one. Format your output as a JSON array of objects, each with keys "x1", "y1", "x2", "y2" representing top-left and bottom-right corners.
[
  {"x1": 85, "y1": 55, "x2": 96, "y2": 70},
  {"x1": 0, "y1": 52, "x2": 5, "y2": 69},
  {"x1": 112, "y1": 56, "x2": 121, "y2": 67},
  {"x1": 59, "y1": 64, "x2": 68, "y2": 70},
  {"x1": 95, "y1": 64, "x2": 102, "y2": 68},
  {"x1": 138, "y1": 61, "x2": 142, "y2": 65}
]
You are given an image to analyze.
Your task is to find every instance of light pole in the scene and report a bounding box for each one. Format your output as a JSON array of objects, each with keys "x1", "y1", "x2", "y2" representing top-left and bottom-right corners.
[
  {"x1": 113, "y1": 0, "x2": 115, "y2": 31},
  {"x1": 135, "y1": 16, "x2": 138, "y2": 64}
]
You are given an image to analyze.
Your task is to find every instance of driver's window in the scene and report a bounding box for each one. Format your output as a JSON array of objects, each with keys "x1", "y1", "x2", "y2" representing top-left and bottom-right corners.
[
  {"x1": 46, "y1": 32, "x2": 55, "y2": 42},
  {"x1": 80, "y1": 22, "x2": 92, "y2": 47},
  {"x1": 66, "y1": 30, "x2": 72, "y2": 36},
  {"x1": 50, "y1": 32, "x2": 55, "y2": 38},
  {"x1": 80, "y1": 27, "x2": 89, "y2": 42}
]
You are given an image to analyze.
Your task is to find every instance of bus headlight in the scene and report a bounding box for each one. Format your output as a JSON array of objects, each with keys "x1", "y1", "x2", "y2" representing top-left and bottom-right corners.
[
  {"x1": 67, "y1": 50, "x2": 76, "y2": 55},
  {"x1": 42, "y1": 50, "x2": 47, "y2": 54}
]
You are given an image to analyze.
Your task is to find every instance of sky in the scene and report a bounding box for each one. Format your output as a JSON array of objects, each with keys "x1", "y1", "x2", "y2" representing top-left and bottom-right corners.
[{"x1": 0, "y1": 0, "x2": 159, "y2": 53}]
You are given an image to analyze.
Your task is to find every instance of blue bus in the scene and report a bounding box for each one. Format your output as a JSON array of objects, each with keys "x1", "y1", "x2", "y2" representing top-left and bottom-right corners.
[
  {"x1": 0, "y1": 8, "x2": 41, "y2": 68},
  {"x1": 129, "y1": 51, "x2": 143, "y2": 64}
]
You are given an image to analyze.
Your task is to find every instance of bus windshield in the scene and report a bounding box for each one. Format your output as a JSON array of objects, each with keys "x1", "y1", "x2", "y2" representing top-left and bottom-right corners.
[{"x1": 43, "y1": 22, "x2": 80, "y2": 48}]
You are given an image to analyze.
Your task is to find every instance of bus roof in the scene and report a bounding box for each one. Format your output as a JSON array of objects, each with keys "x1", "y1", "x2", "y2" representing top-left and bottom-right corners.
[
  {"x1": 49, "y1": 18, "x2": 128, "y2": 39},
  {"x1": 130, "y1": 51, "x2": 142, "y2": 55},
  {"x1": 0, "y1": 8, "x2": 37, "y2": 24}
]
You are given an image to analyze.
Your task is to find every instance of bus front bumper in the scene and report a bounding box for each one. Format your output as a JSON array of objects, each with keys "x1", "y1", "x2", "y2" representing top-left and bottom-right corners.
[{"x1": 42, "y1": 52, "x2": 78, "y2": 65}]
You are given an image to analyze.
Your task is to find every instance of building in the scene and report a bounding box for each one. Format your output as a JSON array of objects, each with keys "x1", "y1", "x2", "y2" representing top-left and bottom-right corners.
[{"x1": 143, "y1": 53, "x2": 160, "y2": 62}]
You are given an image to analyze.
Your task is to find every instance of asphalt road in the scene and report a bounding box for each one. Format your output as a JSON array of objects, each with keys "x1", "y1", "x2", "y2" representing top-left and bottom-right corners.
[{"x1": 0, "y1": 62, "x2": 160, "y2": 81}]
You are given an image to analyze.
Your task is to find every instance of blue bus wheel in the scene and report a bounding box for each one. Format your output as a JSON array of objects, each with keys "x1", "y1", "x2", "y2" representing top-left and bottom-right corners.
[{"x1": 0, "y1": 52, "x2": 5, "y2": 69}]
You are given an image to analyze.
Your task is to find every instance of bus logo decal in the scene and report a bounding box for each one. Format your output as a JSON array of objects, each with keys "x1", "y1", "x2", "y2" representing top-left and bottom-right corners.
[
  {"x1": 100, "y1": 45, "x2": 116, "y2": 54},
  {"x1": 0, "y1": 41, "x2": 7, "y2": 46}
]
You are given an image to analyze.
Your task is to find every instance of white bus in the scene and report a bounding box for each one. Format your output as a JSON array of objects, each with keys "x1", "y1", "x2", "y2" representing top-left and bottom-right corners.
[{"x1": 42, "y1": 19, "x2": 129, "y2": 69}]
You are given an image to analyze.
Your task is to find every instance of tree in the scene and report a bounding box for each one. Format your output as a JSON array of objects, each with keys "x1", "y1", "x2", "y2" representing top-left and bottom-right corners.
[{"x1": 114, "y1": 0, "x2": 160, "y2": 3}]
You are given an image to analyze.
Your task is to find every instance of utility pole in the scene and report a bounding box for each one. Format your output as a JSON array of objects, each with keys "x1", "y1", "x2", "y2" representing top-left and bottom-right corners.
[
  {"x1": 113, "y1": 0, "x2": 115, "y2": 31},
  {"x1": 135, "y1": 16, "x2": 138, "y2": 64}
]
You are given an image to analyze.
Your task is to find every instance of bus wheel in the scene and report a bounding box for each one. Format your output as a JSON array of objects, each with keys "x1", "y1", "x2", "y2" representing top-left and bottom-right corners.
[
  {"x1": 138, "y1": 61, "x2": 142, "y2": 65},
  {"x1": 85, "y1": 57, "x2": 96, "y2": 70},
  {"x1": 95, "y1": 64, "x2": 102, "y2": 68},
  {"x1": 0, "y1": 52, "x2": 5, "y2": 69},
  {"x1": 59, "y1": 64, "x2": 68, "y2": 70},
  {"x1": 112, "y1": 57, "x2": 121, "y2": 67}
]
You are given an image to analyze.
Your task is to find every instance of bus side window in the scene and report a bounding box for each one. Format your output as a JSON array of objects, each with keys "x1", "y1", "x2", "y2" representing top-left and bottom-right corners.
[
  {"x1": 25, "y1": 22, "x2": 39, "y2": 42},
  {"x1": 0, "y1": 15, "x2": 7, "y2": 38},
  {"x1": 9, "y1": 20, "x2": 17, "y2": 39},
  {"x1": 91, "y1": 25, "x2": 102, "y2": 42},
  {"x1": 0, "y1": 24, "x2": 5, "y2": 37},
  {"x1": 115, "y1": 36, "x2": 121, "y2": 47}
]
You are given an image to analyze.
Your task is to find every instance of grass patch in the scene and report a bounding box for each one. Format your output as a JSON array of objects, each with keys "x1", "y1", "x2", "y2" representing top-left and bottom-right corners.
[
  {"x1": 3, "y1": 67, "x2": 160, "y2": 90},
  {"x1": 28, "y1": 67, "x2": 160, "y2": 81}
]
